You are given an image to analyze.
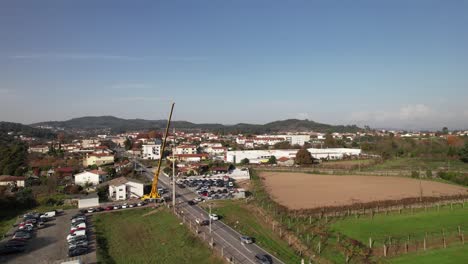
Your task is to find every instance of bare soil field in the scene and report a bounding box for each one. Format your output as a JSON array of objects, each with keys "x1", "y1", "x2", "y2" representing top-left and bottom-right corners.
[{"x1": 260, "y1": 172, "x2": 468, "y2": 210}]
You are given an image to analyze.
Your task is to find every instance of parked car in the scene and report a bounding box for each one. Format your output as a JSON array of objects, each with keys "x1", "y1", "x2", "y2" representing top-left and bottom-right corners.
[
  {"x1": 113, "y1": 205, "x2": 121, "y2": 210},
  {"x1": 87, "y1": 208, "x2": 96, "y2": 213},
  {"x1": 95, "y1": 207, "x2": 104, "y2": 212},
  {"x1": 255, "y1": 254, "x2": 273, "y2": 264},
  {"x1": 240, "y1": 236, "x2": 254, "y2": 244},
  {"x1": 67, "y1": 236, "x2": 87, "y2": 244},
  {"x1": 209, "y1": 214, "x2": 219, "y2": 221},
  {"x1": 0, "y1": 244, "x2": 26, "y2": 255},
  {"x1": 70, "y1": 213, "x2": 85, "y2": 220},
  {"x1": 69, "y1": 240, "x2": 88, "y2": 249},
  {"x1": 129, "y1": 203, "x2": 136, "y2": 208},
  {"x1": 68, "y1": 246, "x2": 88, "y2": 257},
  {"x1": 67, "y1": 230, "x2": 86, "y2": 242},
  {"x1": 5, "y1": 239, "x2": 27, "y2": 247},
  {"x1": 13, "y1": 231, "x2": 32, "y2": 240},
  {"x1": 121, "y1": 203, "x2": 128, "y2": 209},
  {"x1": 187, "y1": 200, "x2": 196, "y2": 206},
  {"x1": 72, "y1": 216, "x2": 86, "y2": 224},
  {"x1": 37, "y1": 221, "x2": 45, "y2": 229},
  {"x1": 105, "y1": 206, "x2": 114, "y2": 211}
]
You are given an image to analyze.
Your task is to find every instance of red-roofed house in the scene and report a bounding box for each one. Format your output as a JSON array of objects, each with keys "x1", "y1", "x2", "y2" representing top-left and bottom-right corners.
[{"x1": 174, "y1": 153, "x2": 208, "y2": 162}]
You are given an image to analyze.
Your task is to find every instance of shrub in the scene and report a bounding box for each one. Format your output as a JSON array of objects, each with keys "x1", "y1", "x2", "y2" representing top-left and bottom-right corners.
[{"x1": 411, "y1": 171, "x2": 419, "y2": 178}]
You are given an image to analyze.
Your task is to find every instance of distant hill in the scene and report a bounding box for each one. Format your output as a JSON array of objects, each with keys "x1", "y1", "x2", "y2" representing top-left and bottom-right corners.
[
  {"x1": 31, "y1": 116, "x2": 362, "y2": 134},
  {"x1": 0, "y1": 122, "x2": 56, "y2": 139}
]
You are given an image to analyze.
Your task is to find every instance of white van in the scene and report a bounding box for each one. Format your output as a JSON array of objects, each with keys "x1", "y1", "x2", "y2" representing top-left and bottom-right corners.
[{"x1": 40, "y1": 211, "x2": 56, "y2": 219}]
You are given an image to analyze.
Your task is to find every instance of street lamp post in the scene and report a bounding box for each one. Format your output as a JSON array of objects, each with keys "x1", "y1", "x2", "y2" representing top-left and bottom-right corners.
[{"x1": 209, "y1": 203, "x2": 212, "y2": 233}]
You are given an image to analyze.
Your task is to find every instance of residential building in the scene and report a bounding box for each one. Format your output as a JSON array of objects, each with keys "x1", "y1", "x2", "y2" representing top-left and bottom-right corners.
[
  {"x1": 108, "y1": 177, "x2": 144, "y2": 200},
  {"x1": 28, "y1": 145, "x2": 49, "y2": 154},
  {"x1": 174, "y1": 153, "x2": 209, "y2": 162},
  {"x1": 0, "y1": 176, "x2": 26, "y2": 187},
  {"x1": 83, "y1": 153, "x2": 115, "y2": 167},
  {"x1": 174, "y1": 144, "x2": 197, "y2": 155},
  {"x1": 74, "y1": 170, "x2": 108, "y2": 186},
  {"x1": 142, "y1": 143, "x2": 161, "y2": 160}
]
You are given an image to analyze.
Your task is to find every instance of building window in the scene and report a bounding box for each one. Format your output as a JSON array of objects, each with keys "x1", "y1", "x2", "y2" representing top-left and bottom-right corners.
[
  {"x1": 119, "y1": 188, "x2": 123, "y2": 191},
  {"x1": 119, "y1": 196, "x2": 123, "y2": 199}
]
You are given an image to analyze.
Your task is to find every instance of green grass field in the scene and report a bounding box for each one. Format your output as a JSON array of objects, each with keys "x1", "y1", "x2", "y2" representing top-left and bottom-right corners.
[
  {"x1": 365, "y1": 157, "x2": 468, "y2": 171},
  {"x1": 207, "y1": 200, "x2": 301, "y2": 264},
  {"x1": 93, "y1": 208, "x2": 223, "y2": 264},
  {"x1": 389, "y1": 243, "x2": 468, "y2": 264},
  {"x1": 331, "y1": 204, "x2": 468, "y2": 245}
]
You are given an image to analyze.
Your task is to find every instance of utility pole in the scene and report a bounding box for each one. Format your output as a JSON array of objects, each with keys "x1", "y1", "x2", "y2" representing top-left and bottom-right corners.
[{"x1": 209, "y1": 203, "x2": 212, "y2": 234}]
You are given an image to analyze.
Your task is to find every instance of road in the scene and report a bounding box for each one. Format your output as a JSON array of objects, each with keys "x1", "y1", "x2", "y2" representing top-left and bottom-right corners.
[{"x1": 132, "y1": 159, "x2": 286, "y2": 264}]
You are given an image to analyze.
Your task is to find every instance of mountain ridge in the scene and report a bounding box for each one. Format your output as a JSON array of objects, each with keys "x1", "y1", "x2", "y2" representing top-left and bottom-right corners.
[{"x1": 30, "y1": 116, "x2": 362, "y2": 134}]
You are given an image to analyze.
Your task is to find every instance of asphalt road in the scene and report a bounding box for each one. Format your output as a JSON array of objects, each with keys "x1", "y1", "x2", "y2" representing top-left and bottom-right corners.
[{"x1": 132, "y1": 159, "x2": 286, "y2": 264}]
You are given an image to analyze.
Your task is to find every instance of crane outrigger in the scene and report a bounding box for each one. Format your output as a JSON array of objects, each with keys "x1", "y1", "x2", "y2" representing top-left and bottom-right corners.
[{"x1": 141, "y1": 102, "x2": 175, "y2": 201}]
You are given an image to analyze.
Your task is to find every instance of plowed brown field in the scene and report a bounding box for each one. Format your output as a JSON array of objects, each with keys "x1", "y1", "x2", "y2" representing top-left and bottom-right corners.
[{"x1": 260, "y1": 172, "x2": 468, "y2": 210}]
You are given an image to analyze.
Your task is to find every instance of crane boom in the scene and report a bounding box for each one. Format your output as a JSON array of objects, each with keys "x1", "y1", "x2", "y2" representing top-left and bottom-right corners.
[{"x1": 142, "y1": 102, "x2": 175, "y2": 200}]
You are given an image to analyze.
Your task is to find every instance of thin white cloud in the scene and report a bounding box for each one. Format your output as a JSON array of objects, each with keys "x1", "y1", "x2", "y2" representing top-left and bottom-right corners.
[
  {"x1": 110, "y1": 83, "x2": 151, "y2": 90},
  {"x1": 296, "y1": 112, "x2": 310, "y2": 120},
  {"x1": 166, "y1": 56, "x2": 208, "y2": 62},
  {"x1": 113, "y1": 96, "x2": 173, "y2": 103},
  {"x1": 9, "y1": 53, "x2": 143, "y2": 61}
]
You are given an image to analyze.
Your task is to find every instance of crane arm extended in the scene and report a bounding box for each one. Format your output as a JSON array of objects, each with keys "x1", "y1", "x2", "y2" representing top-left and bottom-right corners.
[{"x1": 143, "y1": 102, "x2": 175, "y2": 200}]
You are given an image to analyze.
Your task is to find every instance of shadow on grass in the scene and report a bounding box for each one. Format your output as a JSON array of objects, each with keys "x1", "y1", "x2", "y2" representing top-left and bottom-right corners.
[{"x1": 95, "y1": 228, "x2": 116, "y2": 264}]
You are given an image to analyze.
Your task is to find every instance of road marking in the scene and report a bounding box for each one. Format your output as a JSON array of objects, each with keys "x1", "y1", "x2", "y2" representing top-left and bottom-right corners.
[{"x1": 242, "y1": 243, "x2": 253, "y2": 253}]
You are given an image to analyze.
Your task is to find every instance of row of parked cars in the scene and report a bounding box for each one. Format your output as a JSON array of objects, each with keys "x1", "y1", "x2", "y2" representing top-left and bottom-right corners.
[
  {"x1": 0, "y1": 211, "x2": 57, "y2": 255},
  {"x1": 181, "y1": 177, "x2": 236, "y2": 200},
  {"x1": 83, "y1": 201, "x2": 148, "y2": 214},
  {"x1": 66, "y1": 213, "x2": 89, "y2": 257}
]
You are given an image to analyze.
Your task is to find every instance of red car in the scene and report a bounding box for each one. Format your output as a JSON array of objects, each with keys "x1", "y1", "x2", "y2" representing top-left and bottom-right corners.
[
  {"x1": 70, "y1": 227, "x2": 86, "y2": 234},
  {"x1": 105, "y1": 206, "x2": 114, "y2": 211}
]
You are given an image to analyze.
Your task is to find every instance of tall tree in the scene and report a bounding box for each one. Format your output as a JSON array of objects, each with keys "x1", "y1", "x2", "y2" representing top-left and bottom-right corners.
[
  {"x1": 268, "y1": 156, "x2": 277, "y2": 164},
  {"x1": 124, "y1": 138, "x2": 132, "y2": 150},
  {"x1": 442, "y1": 127, "x2": 449, "y2": 135},
  {"x1": 295, "y1": 148, "x2": 314, "y2": 165},
  {"x1": 324, "y1": 133, "x2": 337, "y2": 148},
  {"x1": 460, "y1": 143, "x2": 468, "y2": 163}
]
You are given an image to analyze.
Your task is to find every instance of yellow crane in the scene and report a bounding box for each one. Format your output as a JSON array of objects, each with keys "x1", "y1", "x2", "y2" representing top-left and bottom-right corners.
[{"x1": 141, "y1": 102, "x2": 175, "y2": 201}]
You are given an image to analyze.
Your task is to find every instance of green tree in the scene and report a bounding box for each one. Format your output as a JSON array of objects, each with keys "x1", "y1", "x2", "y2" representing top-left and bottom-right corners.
[
  {"x1": 240, "y1": 158, "x2": 250, "y2": 165},
  {"x1": 124, "y1": 138, "x2": 132, "y2": 150},
  {"x1": 460, "y1": 143, "x2": 468, "y2": 163},
  {"x1": 324, "y1": 133, "x2": 337, "y2": 148},
  {"x1": 268, "y1": 156, "x2": 277, "y2": 164},
  {"x1": 442, "y1": 127, "x2": 449, "y2": 135},
  {"x1": 295, "y1": 148, "x2": 314, "y2": 165}
]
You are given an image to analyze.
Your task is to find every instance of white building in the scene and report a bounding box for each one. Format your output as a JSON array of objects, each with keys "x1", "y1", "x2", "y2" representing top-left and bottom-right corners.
[
  {"x1": 175, "y1": 144, "x2": 197, "y2": 155},
  {"x1": 0, "y1": 176, "x2": 26, "y2": 187},
  {"x1": 108, "y1": 177, "x2": 144, "y2": 201},
  {"x1": 142, "y1": 143, "x2": 161, "y2": 160},
  {"x1": 77, "y1": 193, "x2": 99, "y2": 209},
  {"x1": 74, "y1": 170, "x2": 108, "y2": 186},
  {"x1": 275, "y1": 135, "x2": 311, "y2": 146},
  {"x1": 226, "y1": 148, "x2": 361, "y2": 164}
]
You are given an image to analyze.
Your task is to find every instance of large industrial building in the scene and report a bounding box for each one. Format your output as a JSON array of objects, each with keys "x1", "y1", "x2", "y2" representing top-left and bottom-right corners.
[{"x1": 226, "y1": 148, "x2": 361, "y2": 164}]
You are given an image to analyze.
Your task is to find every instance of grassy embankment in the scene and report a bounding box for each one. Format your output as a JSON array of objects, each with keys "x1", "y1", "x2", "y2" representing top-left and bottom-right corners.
[{"x1": 94, "y1": 208, "x2": 223, "y2": 264}]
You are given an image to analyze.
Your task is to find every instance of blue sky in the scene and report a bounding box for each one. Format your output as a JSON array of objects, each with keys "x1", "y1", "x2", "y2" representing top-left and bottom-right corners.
[{"x1": 0, "y1": 0, "x2": 467, "y2": 130}]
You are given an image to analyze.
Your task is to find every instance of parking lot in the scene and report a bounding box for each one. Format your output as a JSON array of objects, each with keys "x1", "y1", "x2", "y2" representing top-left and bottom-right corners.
[
  {"x1": 0, "y1": 209, "x2": 97, "y2": 264},
  {"x1": 178, "y1": 176, "x2": 242, "y2": 201}
]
